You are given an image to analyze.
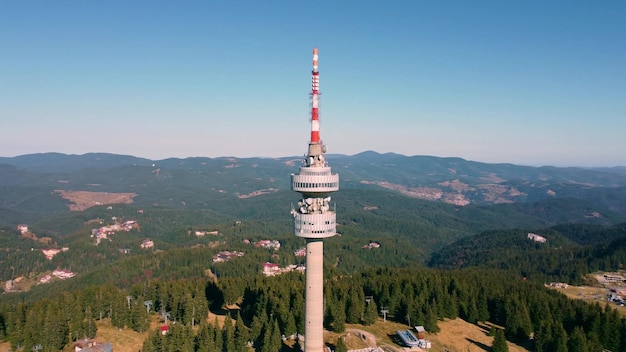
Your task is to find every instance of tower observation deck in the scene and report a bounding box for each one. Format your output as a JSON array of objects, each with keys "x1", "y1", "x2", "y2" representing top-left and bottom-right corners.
[{"x1": 291, "y1": 48, "x2": 338, "y2": 352}]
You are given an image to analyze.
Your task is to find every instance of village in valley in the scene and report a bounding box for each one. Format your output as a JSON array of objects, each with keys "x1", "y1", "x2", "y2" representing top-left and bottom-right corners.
[
  {"x1": 4, "y1": 217, "x2": 149, "y2": 292},
  {"x1": 3, "y1": 216, "x2": 385, "y2": 294}
]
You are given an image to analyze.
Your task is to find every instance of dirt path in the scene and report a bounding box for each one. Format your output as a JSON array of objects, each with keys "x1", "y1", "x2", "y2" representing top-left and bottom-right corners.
[{"x1": 346, "y1": 328, "x2": 378, "y2": 347}]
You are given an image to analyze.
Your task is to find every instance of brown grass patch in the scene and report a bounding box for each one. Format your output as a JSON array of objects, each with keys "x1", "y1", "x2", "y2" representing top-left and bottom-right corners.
[
  {"x1": 55, "y1": 190, "x2": 137, "y2": 211},
  {"x1": 550, "y1": 284, "x2": 626, "y2": 317},
  {"x1": 91, "y1": 319, "x2": 152, "y2": 352},
  {"x1": 339, "y1": 318, "x2": 529, "y2": 352},
  {"x1": 429, "y1": 319, "x2": 529, "y2": 352}
]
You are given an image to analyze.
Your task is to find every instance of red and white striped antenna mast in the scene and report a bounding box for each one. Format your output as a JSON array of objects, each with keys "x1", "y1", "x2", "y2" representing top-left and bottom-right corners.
[{"x1": 310, "y1": 48, "x2": 321, "y2": 144}]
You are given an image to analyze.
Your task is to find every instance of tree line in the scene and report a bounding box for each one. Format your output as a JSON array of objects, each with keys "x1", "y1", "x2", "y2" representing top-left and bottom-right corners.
[{"x1": 2, "y1": 267, "x2": 626, "y2": 351}]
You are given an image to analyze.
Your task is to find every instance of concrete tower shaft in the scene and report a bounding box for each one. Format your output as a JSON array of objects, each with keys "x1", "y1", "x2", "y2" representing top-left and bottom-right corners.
[{"x1": 291, "y1": 48, "x2": 338, "y2": 352}]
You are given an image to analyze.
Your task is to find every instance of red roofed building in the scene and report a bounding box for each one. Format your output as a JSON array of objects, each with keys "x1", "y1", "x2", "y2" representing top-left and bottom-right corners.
[{"x1": 262, "y1": 262, "x2": 280, "y2": 276}]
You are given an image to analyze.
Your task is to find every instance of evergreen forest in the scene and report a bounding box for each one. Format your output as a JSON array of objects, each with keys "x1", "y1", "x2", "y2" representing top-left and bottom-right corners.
[
  {"x1": 2, "y1": 152, "x2": 626, "y2": 351},
  {"x1": 2, "y1": 268, "x2": 626, "y2": 351}
]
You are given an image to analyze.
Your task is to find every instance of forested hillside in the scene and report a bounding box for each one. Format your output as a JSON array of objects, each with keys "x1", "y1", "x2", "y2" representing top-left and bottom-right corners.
[
  {"x1": 429, "y1": 223, "x2": 626, "y2": 285},
  {"x1": 3, "y1": 187, "x2": 625, "y2": 289},
  {"x1": 2, "y1": 268, "x2": 625, "y2": 352}
]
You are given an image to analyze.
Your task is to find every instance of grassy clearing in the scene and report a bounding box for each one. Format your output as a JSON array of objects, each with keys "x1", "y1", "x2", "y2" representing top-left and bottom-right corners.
[
  {"x1": 340, "y1": 318, "x2": 529, "y2": 352},
  {"x1": 55, "y1": 190, "x2": 136, "y2": 211},
  {"x1": 0, "y1": 318, "x2": 153, "y2": 352},
  {"x1": 84, "y1": 317, "x2": 158, "y2": 352},
  {"x1": 428, "y1": 319, "x2": 529, "y2": 352},
  {"x1": 549, "y1": 284, "x2": 626, "y2": 317}
]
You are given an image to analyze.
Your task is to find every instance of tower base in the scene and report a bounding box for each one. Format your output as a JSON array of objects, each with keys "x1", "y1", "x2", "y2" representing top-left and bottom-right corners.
[{"x1": 304, "y1": 238, "x2": 325, "y2": 352}]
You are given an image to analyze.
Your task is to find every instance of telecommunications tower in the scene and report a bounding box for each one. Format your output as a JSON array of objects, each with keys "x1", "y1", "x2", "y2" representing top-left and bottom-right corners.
[{"x1": 291, "y1": 48, "x2": 339, "y2": 352}]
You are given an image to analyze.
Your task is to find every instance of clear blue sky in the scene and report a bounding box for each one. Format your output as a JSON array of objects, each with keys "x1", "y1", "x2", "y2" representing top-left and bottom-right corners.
[{"x1": 1, "y1": 1, "x2": 624, "y2": 166}]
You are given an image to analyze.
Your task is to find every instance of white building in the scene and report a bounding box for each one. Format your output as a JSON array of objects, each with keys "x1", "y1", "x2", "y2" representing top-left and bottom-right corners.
[
  {"x1": 528, "y1": 233, "x2": 547, "y2": 243},
  {"x1": 53, "y1": 270, "x2": 75, "y2": 279},
  {"x1": 140, "y1": 239, "x2": 154, "y2": 249}
]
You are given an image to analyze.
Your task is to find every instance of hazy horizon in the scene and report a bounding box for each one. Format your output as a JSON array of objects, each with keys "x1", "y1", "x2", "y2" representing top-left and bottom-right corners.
[
  {"x1": 2, "y1": 150, "x2": 625, "y2": 169},
  {"x1": 2, "y1": 1, "x2": 624, "y2": 167}
]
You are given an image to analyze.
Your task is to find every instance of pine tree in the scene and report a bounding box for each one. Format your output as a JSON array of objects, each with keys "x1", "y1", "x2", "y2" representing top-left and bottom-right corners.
[
  {"x1": 423, "y1": 306, "x2": 439, "y2": 333},
  {"x1": 260, "y1": 319, "x2": 281, "y2": 352},
  {"x1": 504, "y1": 297, "x2": 532, "y2": 342},
  {"x1": 142, "y1": 329, "x2": 164, "y2": 352},
  {"x1": 466, "y1": 297, "x2": 479, "y2": 324},
  {"x1": 7, "y1": 304, "x2": 27, "y2": 350},
  {"x1": 345, "y1": 287, "x2": 364, "y2": 324},
  {"x1": 363, "y1": 299, "x2": 378, "y2": 325},
  {"x1": 167, "y1": 323, "x2": 194, "y2": 352},
  {"x1": 620, "y1": 318, "x2": 626, "y2": 352},
  {"x1": 68, "y1": 303, "x2": 85, "y2": 341},
  {"x1": 195, "y1": 322, "x2": 217, "y2": 351},
  {"x1": 567, "y1": 326, "x2": 590, "y2": 352},
  {"x1": 601, "y1": 304, "x2": 621, "y2": 352},
  {"x1": 335, "y1": 336, "x2": 348, "y2": 352},
  {"x1": 130, "y1": 299, "x2": 150, "y2": 332},
  {"x1": 213, "y1": 316, "x2": 223, "y2": 351},
  {"x1": 491, "y1": 328, "x2": 508, "y2": 352},
  {"x1": 548, "y1": 321, "x2": 568, "y2": 352},
  {"x1": 222, "y1": 313, "x2": 235, "y2": 352},
  {"x1": 443, "y1": 291, "x2": 459, "y2": 319},
  {"x1": 533, "y1": 319, "x2": 552, "y2": 352},
  {"x1": 477, "y1": 292, "x2": 490, "y2": 322},
  {"x1": 193, "y1": 292, "x2": 209, "y2": 328},
  {"x1": 84, "y1": 307, "x2": 97, "y2": 339},
  {"x1": 283, "y1": 312, "x2": 297, "y2": 338},
  {"x1": 270, "y1": 318, "x2": 283, "y2": 352},
  {"x1": 250, "y1": 312, "x2": 265, "y2": 343},
  {"x1": 182, "y1": 291, "x2": 195, "y2": 326},
  {"x1": 234, "y1": 313, "x2": 249, "y2": 352},
  {"x1": 43, "y1": 303, "x2": 69, "y2": 351},
  {"x1": 330, "y1": 301, "x2": 346, "y2": 333},
  {"x1": 110, "y1": 294, "x2": 127, "y2": 329}
]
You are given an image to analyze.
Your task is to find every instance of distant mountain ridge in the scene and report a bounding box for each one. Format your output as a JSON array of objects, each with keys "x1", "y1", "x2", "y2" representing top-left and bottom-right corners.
[
  {"x1": 1, "y1": 151, "x2": 626, "y2": 214},
  {"x1": 0, "y1": 152, "x2": 154, "y2": 173}
]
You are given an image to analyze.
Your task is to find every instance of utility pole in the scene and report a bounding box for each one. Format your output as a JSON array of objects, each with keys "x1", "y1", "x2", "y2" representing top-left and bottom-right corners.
[
  {"x1": 144, "y1": 300, "x2": 153, "y2": 313},
  {"x1": 381, "y1": 307, "x2": 389, "y2": 322}
]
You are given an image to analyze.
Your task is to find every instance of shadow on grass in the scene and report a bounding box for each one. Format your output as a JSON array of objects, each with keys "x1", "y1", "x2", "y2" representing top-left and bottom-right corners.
[{"x1": 466, "y1": 338, "x2": 490, "y2": 351}]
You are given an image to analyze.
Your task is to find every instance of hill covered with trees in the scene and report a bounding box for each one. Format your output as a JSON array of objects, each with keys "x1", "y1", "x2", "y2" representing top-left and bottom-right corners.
[
  {"x1": 2, "y1": 152, "x2": 626, "y2": 351},
  {"x1": 428, "y1": 223, "x2": 626, "y2": 285}
]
